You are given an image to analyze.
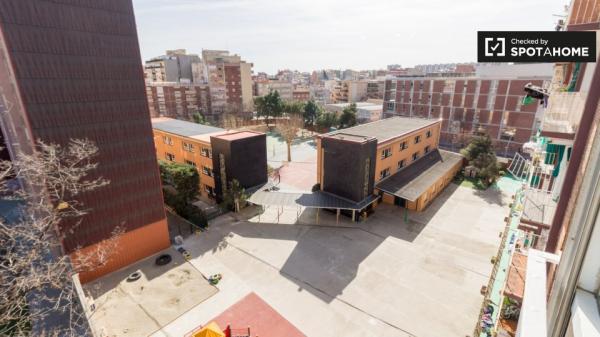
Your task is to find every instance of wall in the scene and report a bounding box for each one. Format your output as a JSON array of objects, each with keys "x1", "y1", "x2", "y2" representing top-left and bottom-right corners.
[
  {"x1": 0, "y1": 0, "x2": 168, "y2": 275},
  {"x1": 152, "y1": 129, "x2": 216, "y2": 200},
  {"x1": 383, "y1": 76, "x2": 551, "y2": 157},
  {"x1": 374, "y1": 122, "x2": 441, "y2": 183},
  {"x1": 210, "y1": 133, "x2": 268, "y2": 202},
  {"x1": 320, "y1": 137, "x2": 377, "y2": 202}
]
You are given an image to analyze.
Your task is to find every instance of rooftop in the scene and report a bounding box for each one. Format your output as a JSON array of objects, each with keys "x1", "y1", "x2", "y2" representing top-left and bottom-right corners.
[
  {"x1": 323, "y1": 116, "x2": 439, "y2": 143},
  {"x1": 376, "y1": 149, "x2": 463, "y2": 201},
  {"x1": 326, "y1": 102, "x2": 380, "y2": 108},
  {"x1": 152, "y1": 117, "x2": 224, "y2": 138},
  {"x1": 214, "y1": 131, "x2": 263, "y2": 141}
]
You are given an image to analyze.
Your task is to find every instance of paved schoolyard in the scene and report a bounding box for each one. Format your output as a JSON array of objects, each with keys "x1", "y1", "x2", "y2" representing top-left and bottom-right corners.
[{"x1": 153, "y1": 183, "x2": 509, "y2": 337}]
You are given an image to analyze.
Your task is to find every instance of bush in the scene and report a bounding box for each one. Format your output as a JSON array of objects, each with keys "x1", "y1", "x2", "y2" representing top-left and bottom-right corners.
[
  {"x1": 311, "y1": 183, "x2": 321, "y2": 192},
  {"x1": 181, "y1": 204, "x2": 208, "y2": 228}
]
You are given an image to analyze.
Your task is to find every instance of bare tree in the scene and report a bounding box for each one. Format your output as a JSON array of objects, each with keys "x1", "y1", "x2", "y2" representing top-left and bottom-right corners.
[
  {"x1": 276, "y1": 115, "x2": 304, "y2": 162},
  {"x1": 0, "y1": 139, "x2": 121, "y2": 337}
]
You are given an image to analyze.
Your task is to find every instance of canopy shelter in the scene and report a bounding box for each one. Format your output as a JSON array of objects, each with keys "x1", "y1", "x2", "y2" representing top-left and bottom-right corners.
[
  {"x1": 376, "y1": 150, "x2": 463, "y2": 202},
  {"x1": 248, "y1": 183, "x2": 379, "y2": 223}
]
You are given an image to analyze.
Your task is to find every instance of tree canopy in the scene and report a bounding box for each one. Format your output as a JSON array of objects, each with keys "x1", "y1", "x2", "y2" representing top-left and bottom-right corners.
[
  {"x1": 338, "y1": 103, "x2": 358, "y2": 129},
  {"x1": 303, "y1": 100, "x2": 321, "y2": 126},
  {"x1": 316, "y1": 112, "x2": 339, "y2": 129},
  {"x1": 460, "y1": 134, "x2": 500, "y2": 186},
  {"x1": 158, "y1": 160, "x2": 207, "y2": 227},
  {"x1": 283, "y1": 101, "x2": 305, "y2": 116},
  {"x1": 254, "y1": 90, "x2": 284, "y2": 125}
]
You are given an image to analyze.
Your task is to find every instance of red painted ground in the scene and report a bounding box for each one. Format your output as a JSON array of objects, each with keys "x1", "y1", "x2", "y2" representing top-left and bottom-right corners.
[
  {"x1": 209, "y1": 292, "x2": 305, "y2": 337},
  {"x1": 277, "y1": 161, "x2": 317, "y2": 191}
]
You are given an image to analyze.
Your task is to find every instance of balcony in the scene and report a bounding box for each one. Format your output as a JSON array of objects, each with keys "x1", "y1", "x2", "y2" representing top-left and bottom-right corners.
[{"x1": 542, "y1": 91, "x2": 587, "y2": 137}]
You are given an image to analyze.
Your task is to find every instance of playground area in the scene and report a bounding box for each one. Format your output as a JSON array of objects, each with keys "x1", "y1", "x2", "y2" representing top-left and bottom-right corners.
[{"x1": 150, "y1": 182, "x2": 509, "y2": 337}]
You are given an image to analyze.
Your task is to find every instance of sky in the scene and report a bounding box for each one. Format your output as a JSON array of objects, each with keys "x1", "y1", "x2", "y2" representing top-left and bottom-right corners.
[{"x1": 132, "y1": 0, "x2": 567, "y2": 74}]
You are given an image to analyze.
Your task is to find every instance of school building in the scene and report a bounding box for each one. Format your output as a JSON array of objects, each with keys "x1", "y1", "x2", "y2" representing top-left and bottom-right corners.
[
  {"x1": 151, "y1": 118, "x2": 267, "y2": 202},
  {"x1": 316, "y1": 117, "x2": 463, "y2": 212}
]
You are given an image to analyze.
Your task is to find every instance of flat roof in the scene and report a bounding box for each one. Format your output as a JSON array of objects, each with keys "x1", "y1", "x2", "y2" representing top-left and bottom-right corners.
[
  {"x1": 322, "y1": 117, "x2": 439, "y2": 144},
  {"x1": 376, "y1": 149, "x2": 463, "y2": 201},
  {"x1": 151, "y1": 117, "x2": 224, "y2": 137},
  {"x1": 214, "y1": 131, "x2": 263, "y2": 141},
  {"x1": 248, "y1": 184, "x2": 378, "y2": 210},
  {"x1": 326, "y1": 133, "x2": 373, "y2": 143},
  {"x1": 326, "y1": 102, "x2": 380, "y2": 108}
]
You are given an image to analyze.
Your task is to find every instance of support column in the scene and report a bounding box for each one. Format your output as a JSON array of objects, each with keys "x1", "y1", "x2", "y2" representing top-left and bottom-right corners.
[
  {"x1": 316, "y1": 208, "x2": 319, "y2": 224},
  {"x1": 336, "y1": 209, "x2": 340, "y2": 224},
  {"x1": 352, "y1": 210, "x2": 356, "y2": 222}
]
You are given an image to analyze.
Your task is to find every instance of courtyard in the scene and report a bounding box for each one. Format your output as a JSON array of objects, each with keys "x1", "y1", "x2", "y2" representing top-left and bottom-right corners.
[{"x1": 148, "y1": 182, "x2": 509, "y2": 337}]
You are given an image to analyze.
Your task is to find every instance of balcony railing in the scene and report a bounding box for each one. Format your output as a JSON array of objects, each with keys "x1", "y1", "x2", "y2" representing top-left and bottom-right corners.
[{"x1": 542, "y1": 91, "x2": 587, "y2": 135}]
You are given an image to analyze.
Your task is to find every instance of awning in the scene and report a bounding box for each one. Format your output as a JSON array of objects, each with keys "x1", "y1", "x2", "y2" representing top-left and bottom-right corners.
[
  {"x1": 248, "y1": 185, "x2": 379, "y2": 211},
  {"x1": 376, "y1": 150, "x2": 463, "y2": 201}
]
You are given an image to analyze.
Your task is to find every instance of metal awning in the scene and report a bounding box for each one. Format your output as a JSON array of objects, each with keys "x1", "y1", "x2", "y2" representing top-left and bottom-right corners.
[
  {"x1": 248, "y1": 186, "x2": 379, "y2": 211},
  {"x1": 376, "y1": 150, "x2": 463, "y2": 201}
]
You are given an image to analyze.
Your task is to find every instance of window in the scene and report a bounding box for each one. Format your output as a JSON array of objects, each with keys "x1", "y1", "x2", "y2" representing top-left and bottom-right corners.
[
  {"x1": 399, "y1": 141, "x2": 408, "y2": 151},
  {"x1": 201, "y1": 147, "x2": 212, "y2": 158},
  {"x1": 202, "y1": 166, "x2": 213, "y2": 177},
  {"x1": 381, "y1": 148, "x2": 392, "y2": 159},
  {"x1": 398, "y1": 159, "x2": 406, "y2": 169},
  {"x1": 163, "y1": 135, "x2": 173, "y2": 145},
  {"x1": 414, "y1": 135, "x2": 422, "y2": 144},
  {"x1": 204, "y1": 185, "x2": 215, "y2": 198},
  {"x1": 185, "y1": 160, "x2": 196, "y2": 167},
  {"x1": 426, "y1": 130, "x2": 432, "y2": 138},
  {"x1": 424, "y1": 145, "x2": 431, "y2": 154},
  {"x1": 182, "y1": 142, "x2": 195, "y2": 152},
  {"x1": 412, "y1": 152, "x2": 420, "y2": 162},
  {"x1": 165, "y1": 152, "x2": 175, "y2": 161},
  {"x1": 379, "y1": 167, "x2": 390, "y2": 179}
]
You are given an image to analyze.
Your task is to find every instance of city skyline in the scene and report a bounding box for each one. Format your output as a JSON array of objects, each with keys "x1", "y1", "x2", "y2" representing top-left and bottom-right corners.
[{"x1": 133, "y1": 0, "x2": 566, "y2": 73}]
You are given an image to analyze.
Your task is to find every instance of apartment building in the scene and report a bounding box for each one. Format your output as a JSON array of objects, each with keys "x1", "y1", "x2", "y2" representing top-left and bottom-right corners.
[
  {"x1": 144, "y1": 49, "x2": 201, "y2": 83},
  {"x1": 324, "y1": 102, "x2": 383, "y2": 123},
  {"x1": 383, "y1": 64, "x2": 554, "y2": 156},
  {"x1": 202, "y1": 50, "x2": 254, "y2": 115},
  {"x1": 254, "y1": 80, "x2": 294, "y2": 100},
  {"x1": 329, "y1": 80, "x2": 371, "y2": 103},
  {"x1": 151, "y1": 118, "x2": 267, "y2": 202},
  {"x1": 0, "y1": 0, "x2": 170, "y2": 282},
  {"x1": 366, "y1": 80, "x2": 384, "y2": 99},
  {"x1": 472, "y1": 2, "x2": 600, "y2": 335},
  {"x1": 292, "y1": 87, "x2": 311, "y2": 102},
  {"x1": 146, "y1": 82, "x2": 211, "y2": 120},
  {"x1": 316, "y1": 117, "x2": 462, "y2": 212}
]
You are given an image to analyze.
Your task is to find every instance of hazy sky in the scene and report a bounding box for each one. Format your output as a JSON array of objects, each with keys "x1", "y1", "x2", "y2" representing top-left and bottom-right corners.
[{"x1": 132, "y1": 0, "x2": 567, "y2": 74}]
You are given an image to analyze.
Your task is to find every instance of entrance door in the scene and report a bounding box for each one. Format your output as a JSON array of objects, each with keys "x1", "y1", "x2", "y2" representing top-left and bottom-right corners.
[{"x1": 394, "y1": 196, "x2": 406, "y2": 207}]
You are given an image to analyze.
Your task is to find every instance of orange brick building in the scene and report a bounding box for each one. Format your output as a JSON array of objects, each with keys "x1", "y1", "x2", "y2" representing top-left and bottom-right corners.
[
  {"x1": 317, "y1": 117, "x2": 463, "y2": 212},
  {"x1": 151, "y1": 118, "x2": 267, "y2": 202}
]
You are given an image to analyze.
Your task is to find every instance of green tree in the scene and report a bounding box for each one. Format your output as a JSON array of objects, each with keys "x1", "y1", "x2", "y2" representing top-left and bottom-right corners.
[
  {"x1": 338, "y1": 103, "x2": 358, "y2": 129},
  {"x1": 283, "y1": 101, "x2": 305, "y2": 116},
  {"x1": 221, "y1": 179, "x2": 248, "y2": 212},
  {"x1": 316, "y1": 112, "x2": 339, "y2": 130},
  {"x1": 303, "y1": 100, "x2": 320, "y2": 126},
  {"x1": 254, "y1": 90, "x2": 284, "y2": 126},
  {"x1": 158, "y1": 160, "x2": 207, "y2": 227},
  {"x1": 192, "y1": 112, "x2": 209, "y2": 125},
  {"x1": 460, "y1": 134, "x2": 500, "y2": 187}
]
